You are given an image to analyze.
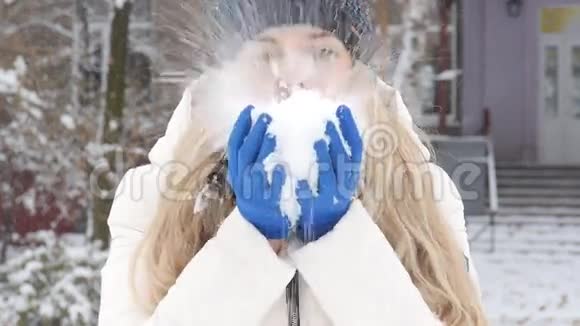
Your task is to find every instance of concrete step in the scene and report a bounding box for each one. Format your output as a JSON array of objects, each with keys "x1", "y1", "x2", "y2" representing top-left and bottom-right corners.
[
  {"x1": 468, "y1": 215, "x2": 580, "y2": 224},
  {"x1": 470, "y1": 244, "x2": 580, "y2": 255},
  {"x1": 470, "y1": 232, "x2": 580, "y2": 245},
  {"x1": 498, "y1": 187, "x2": 580, "y2": 198},
  {"x1": 497, "y1": 178, "x2": 580, "y2": 188},
  {"x1": 500, "y1": 197, "x2": 580, "y2": 208},
  {"x1": 497, "y1": 169, "x2": 580, "y2": 178},
  {"x1": 496, "y1": 162, "x2": 580, "y2": 171},
  {"x1": 498, "y1": 206, "x2": 580, "y2": 217},
  {"x1": 494, "y1": 164, "x2": 580, "y2": 216}
]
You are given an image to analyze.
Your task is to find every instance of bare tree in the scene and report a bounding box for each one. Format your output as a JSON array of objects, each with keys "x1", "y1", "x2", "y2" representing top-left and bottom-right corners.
[{"x1": 92, "y1": 0, "x2": 133, "y2": 246}]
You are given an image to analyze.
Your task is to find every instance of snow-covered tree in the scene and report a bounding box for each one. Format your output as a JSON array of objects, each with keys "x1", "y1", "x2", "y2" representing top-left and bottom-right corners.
[
  {"x1": 0, "y1": 0, "x2": 166, "y2": 247},
  {"x1": 390, "y1": 0, "x2": 432, "y2": 120},
  {"x1": 0, "y1": 0, "x2": 164, "y2": 322},
  {"x1": 380, "y1": 0, "x2": 459, "y2": 131},
  {"x1": 0, "y1": 1, "x2": 92, "y2": 236},
  {"x1": 0, "y1": 231, "x2": 107, "y2": 325}
]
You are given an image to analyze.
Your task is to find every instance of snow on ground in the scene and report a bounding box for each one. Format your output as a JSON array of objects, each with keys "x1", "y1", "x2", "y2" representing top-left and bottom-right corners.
[
  {"x1": 469, "y1": 216, "x2": 580, "y2": 326},
  {"x1": 0, "y1": 68, "x2": 19, "y2": 93}
]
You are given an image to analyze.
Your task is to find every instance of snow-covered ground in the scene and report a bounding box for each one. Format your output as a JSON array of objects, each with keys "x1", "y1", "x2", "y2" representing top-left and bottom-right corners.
[
  {"x1": 2, "y1": 215, "x2": 578, "y2": 325},
  {"x1": 469, "y1": 216, "x2": 580, "y2": 325}
]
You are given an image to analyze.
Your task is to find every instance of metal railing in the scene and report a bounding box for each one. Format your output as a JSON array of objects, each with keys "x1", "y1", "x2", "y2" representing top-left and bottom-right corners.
[{"x1": 430, "y1": 135, "x2": 498, "y2": 251}]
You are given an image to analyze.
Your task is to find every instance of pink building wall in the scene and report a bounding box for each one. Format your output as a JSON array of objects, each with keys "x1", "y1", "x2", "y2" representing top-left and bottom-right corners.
[{"x1": 461, "y1": 0, "x2": 580, "y2": 161}]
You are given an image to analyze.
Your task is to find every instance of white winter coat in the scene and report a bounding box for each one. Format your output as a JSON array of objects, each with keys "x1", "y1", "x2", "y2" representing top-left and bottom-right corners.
[{"x1": 98, "y1": 84, "x2": 480, "y2": 326}]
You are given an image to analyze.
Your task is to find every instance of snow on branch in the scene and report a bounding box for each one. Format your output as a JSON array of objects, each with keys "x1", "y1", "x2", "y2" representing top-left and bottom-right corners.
[
  {"x1": 0, "y1": 231, "x2": 107, "y2": 325},
  {"x1": 113, "y1": 0, "x2": 132, "y2": 9}
]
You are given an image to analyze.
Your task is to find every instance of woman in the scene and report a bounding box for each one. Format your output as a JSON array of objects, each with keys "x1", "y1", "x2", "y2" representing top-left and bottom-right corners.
[{"x1": 99, "y1": 1, "x2": 486, "y2": 325}]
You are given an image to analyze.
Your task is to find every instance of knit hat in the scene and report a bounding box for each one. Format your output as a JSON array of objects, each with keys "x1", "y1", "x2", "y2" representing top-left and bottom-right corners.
[
  {"x1": 214, "y1": 0, "x2": 375, "y2": 55},
  {"x1": 326, "y1": 0, "x2": 374, "y2": 50}
]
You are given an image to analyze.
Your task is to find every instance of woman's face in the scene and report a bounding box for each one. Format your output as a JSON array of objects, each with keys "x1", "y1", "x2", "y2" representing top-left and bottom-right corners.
[
  {"x1": 200, "y1": 25, "x2": 375, "y2": 151},
  {"x1": 235, "y1": 25, "x2": 357, "y2": 101}
]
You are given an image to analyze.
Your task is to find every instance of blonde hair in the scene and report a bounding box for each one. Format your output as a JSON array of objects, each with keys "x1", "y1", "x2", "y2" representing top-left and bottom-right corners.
[{"x1": 131, "y1": 82, "x2": 487, "y2": 325}]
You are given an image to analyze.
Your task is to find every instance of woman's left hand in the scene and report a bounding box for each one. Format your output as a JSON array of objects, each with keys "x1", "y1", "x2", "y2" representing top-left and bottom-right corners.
[
  {"x1": 296, "y1": 106, "x2": 363, "y2": 242},
  {"x1": 227, "y1": 106, "x2": 291, "y2": 241}
]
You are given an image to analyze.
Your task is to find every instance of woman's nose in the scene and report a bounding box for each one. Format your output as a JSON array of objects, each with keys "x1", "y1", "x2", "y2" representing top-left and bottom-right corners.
[
  {"x1": 278, "y1": 51, "x2": 316, "y2": 82},
  {"x1": 275, "y1": 79, "x2": 308, "y2": 101}
]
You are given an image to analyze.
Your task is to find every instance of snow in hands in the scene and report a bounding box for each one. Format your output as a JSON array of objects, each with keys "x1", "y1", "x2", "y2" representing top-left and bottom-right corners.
[{"x1": 252, "y1": 89, "x2": 348, "y2": 227}]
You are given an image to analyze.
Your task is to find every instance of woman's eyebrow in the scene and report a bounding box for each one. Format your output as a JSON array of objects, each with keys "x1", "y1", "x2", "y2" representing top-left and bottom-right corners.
[
  {"x1": 308, "y1": 31, "x2": 333, "y2": 39},
  {"x1": 256, "y1": 36, "x2": 278, "y2": 44}
]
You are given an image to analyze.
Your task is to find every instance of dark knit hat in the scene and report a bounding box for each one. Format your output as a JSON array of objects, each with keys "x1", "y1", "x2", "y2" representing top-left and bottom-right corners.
[
  {"x1": 289, "y1": 0, "x2": 374, "y2": 54},
  {"x1": 215, "y1": 0, "x2": 375, "y2": 56},
  {"x1": 327, "y1": 0, "x2": 374, "y2": 49}
]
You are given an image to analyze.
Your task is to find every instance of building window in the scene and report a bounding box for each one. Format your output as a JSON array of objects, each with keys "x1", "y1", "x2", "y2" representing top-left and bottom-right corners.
[
  {"x1": 543, "y1": 46, "x2": 559, "y2": 117},
  {"x1": 571, "y1": 47, "x2": 580, "y2": 119}
]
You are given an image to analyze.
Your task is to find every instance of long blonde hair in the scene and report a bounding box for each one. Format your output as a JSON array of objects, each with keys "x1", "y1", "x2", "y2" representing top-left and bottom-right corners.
[{"x1": 130, "y1": 76, "x2": 487, "y2": 324}]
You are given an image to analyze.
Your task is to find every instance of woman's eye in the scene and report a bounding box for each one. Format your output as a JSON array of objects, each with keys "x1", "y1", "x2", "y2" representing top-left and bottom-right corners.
[
  {"x1": 261, "y1": 48, "x2": 281, "y2": 63},
  {"x1": 262, "y1": 51, "x2": 272, "y2": 62},
  {"x1": 318, "y1": 48, "x2": 335, "y2": 59}
]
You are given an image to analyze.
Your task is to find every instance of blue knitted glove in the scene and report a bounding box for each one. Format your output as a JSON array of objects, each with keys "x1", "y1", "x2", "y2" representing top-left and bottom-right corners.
[
  {"x1": 296, "y1": 106, "x2": 363, "y2": 242},
  {"x1": 227, "y1": 106, "x2": 290, "y2": 239}
]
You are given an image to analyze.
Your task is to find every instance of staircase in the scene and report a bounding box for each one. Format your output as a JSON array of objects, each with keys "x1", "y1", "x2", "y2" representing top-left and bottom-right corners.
[{"x1": 496, "y1": 163, "x2": 580, "y2": 216}]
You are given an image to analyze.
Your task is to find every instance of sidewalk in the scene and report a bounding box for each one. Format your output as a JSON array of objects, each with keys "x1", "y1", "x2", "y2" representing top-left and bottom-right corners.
[{"x1": 470, "y1": 216, "x2": 580, "y2": 325}]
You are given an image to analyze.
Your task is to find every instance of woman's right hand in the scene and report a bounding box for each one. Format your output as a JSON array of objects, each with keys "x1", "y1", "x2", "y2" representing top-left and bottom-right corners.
[
  {"x1": 295, "y1": 106, "x2": 363, "y2": 242},
  {"x1": 227, "y1": 106, "x2": 291, "y2": 240}
]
